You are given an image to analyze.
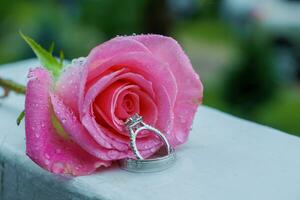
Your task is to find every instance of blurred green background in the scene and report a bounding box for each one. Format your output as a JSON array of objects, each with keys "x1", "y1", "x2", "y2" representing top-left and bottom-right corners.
[{"x1": 0, "y1": 0, "x2": 299, "y2": 136}]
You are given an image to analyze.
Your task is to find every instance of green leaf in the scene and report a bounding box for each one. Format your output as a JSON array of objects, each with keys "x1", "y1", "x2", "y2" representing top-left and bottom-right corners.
[
  {"x1": 51, "y1": 114, "x2": 70, "y2": 140},
  {"x1": 48, "y1": 42, "x2": 55, "y2": 54},
  {"x1": 16, "y1": 110, "x2": 25, "y2": 126},
  {"x1": 20, "y1": 32, "x2": 62, "y2": 79},
  {"x1": 59, "y1": 50, "x2": 64, "y2": 65}
]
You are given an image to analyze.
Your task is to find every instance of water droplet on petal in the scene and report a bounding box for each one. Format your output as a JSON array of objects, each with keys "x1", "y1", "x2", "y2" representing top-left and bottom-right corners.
[
  {"x1": 55, "y1": 148, "x2": 62, "y2": 154},
  {"x1": 35, "y1": 133, "x2": 40, "y2": 138},
  {"x1": 61, "y1": 118, "x2": 67, "y2": 124},
  {"x1": 52, "y1": 162, "x2": 65, "y2": 173},
  {"x1": 108, "y1": 150, "x2": 119, "y2": 159},
  {"x1": 75, "y1": 164, "x2": 83, "y2": 170},
  {"x1": 45, "y1": 153, "x2": 50, "y2": 159},
  {"x1": 94, "y1": 162, "x2": 104, "y2": 168},
  {"x1": 150, "y1": 147, "x2": 157, "y2": 153},
  {"x1": 45, "y1": 159, "x2": 50, "y2": 165}
]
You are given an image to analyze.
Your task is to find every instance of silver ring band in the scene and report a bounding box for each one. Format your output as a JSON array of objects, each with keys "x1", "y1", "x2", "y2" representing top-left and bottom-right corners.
[
  {"x1": 128, "y1": 121, "x2": 171, "y2": 160},
  {"x1": 119, "y1": 147, "x2": 176, "y2": 172}
]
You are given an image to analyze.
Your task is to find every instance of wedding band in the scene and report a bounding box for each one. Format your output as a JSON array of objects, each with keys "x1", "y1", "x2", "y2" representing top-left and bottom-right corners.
[
  {"x1": 119, "y1": 114, "x2": 176, "y2": 172},
  {"x1": 119, "y1": 147, "x2": 176, "y2": 173}
]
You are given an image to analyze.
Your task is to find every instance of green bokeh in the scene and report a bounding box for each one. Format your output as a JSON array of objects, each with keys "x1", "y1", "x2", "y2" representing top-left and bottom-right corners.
[{"x1": 0, "y1": 0, "x2": 299, "y2": 136}]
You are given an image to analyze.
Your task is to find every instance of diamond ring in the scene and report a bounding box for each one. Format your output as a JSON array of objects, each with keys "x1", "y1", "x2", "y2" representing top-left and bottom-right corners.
[{"x1": 119, "y1": 114, "x2": 176, "y2": 172}]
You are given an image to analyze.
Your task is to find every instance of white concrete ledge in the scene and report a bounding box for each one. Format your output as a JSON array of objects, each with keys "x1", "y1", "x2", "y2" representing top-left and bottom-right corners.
[{"x1": 1, "y1": 59, "x2": 300, "y2": 200}]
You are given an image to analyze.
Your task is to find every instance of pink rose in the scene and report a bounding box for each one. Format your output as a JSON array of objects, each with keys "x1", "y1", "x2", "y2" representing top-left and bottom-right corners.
[{"x1": 25, "y1": 34, "x2": 203, "y2": 176}]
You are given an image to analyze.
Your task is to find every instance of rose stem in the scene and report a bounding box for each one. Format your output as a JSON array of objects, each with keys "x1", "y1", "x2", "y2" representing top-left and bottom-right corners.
[{"x1": 0, "y1": 77, "x2": 26, "y2": 97}]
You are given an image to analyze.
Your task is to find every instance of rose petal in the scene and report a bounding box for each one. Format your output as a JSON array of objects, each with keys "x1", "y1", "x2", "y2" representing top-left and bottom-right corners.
[
  {"x1": 50, "y1": 93, "x2": 120, "y2": 160},
  {"x1": 131, "y1": 35, "x2": 204, "y2": 145},
  {"x1": 87, "y1": 52, "x2": 175, "y2": 135},
  {"x1": 54, "y1": 79, "x2": 160, "y2": 160},
  {"x1": 78, "y1": 37, "x2": 152, "y2": 113},
  {"x1": 82, "y1": 68, "x2": 125, "y2": 118},
  {"x1": 86, "y1": 52, "x2": 177, "y2": 106},
  {"x1": 25, "y1": 68, "x2": 109, "y2": 176},
  {"x1": 83, "y1": 56, "x2": 173, "y2": 152},
  {"x1": 133, "y1": 88, "x2": 158, "y2": 126},
  {"x1": 94, "y1": 72, "x2": 157, "y2": 131},
  {"x1": 84, "y1": 70, "x2": 163, "y2": 152},
  {"x1": 114, "y1": 87, "x2": 140, "y2": 119},
  {"x1": 82, "y1": 114, "x2": 161, "y2": 159},
  {"x1": 117, "y1": 72, "x2": 155, "y2": 99},
  {"x1": 94, "y1": 82, "x2": 133, "y2": 132},
  {"x1": 55, "y1": 64, "x2": 84, "y2": 116},
  {"x1": 95, "y1": 83, "x2": 141, "y2": 133},
  {"x1": 87, "y1": 37, "x2": 151, "y2": 69}
]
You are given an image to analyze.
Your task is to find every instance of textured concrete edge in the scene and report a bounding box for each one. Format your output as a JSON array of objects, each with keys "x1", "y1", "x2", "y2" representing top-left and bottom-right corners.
[{"x1": 0, "y1": 150, "x2": 108, "y2": 200}]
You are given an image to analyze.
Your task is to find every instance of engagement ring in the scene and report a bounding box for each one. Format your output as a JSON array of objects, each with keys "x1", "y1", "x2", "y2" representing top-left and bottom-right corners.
[{"x1": 119, "y1": 114, "x2": 176, "y2": 172}]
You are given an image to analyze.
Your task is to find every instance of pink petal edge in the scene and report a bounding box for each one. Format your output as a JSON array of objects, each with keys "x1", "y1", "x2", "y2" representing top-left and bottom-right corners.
[
  {"x1": 131, "y1": 34, "x2": 203, "y2": 145},
  {"x1": 25, "y1": 68, "x2": 110, "y2": 176}
]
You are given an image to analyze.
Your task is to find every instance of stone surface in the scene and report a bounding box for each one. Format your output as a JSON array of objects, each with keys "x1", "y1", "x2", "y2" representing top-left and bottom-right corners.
[{"x1": 1, "y1": 59, "x2": 300, "y2": 200}]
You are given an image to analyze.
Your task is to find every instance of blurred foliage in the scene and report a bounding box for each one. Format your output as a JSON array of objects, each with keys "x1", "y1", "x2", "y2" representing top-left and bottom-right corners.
[
  {"x1": 0, "y1": 0, "x2": 150, "y2": 63},
  {"x1": 175, "y1": 18, "x2": 237, "y2": 45},
  {"x1": 198, "y1": 0, "x2": 221, "y2": 18},
  {"x1": 223, "y1": 36, "x2": 278, "y2": 117},
  {"x1": 79, "y1": 0, "x2": 148, "y2": 38},
  {"x1": 256, "y1": 86, "x2": 300, "y2": 136},
  {"x1": 0, "y1": 0, "x2": 299, "y2": 136},
  {"x1": 176, "y1": 19, "x2": 299, "y2": 136}
]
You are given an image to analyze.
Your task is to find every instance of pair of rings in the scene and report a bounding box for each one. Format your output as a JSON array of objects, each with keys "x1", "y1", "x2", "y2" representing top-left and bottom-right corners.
[{"x1": 119, "y1": 114, "x2": 176, "y2": 172}]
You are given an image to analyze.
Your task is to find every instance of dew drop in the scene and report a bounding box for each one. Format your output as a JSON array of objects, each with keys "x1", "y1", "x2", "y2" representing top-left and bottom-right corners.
[
  {"x1": 94, "y1": 162, "x2": 103, "y2": 168},
  {"x1": 45, "y1": 159, "x2": 50, "y2": 165},
  {"x1": 61, "y1": 118, "x2": 67, "y2": 124},
  {"x1": 55, "y1": 148, "x2": 62, "y2": 154},
  {"x1": 150, "y1": 147, "x2": 157, "y2": 153},
  {"x1": 45, "y1": 153, "x2": 50, "y2": 159},
  {"x1": 52, "y1": 162, "x2": 65, "y2": 173},
  {"x1": 108, "y1": 150, "x2": 119, "y2": 159},
  {"x1": 72, "y1": 116, "x2": 77, "y2": 122},
  {"x1": 27, "y1": 73, "x2": 34, "y2": 78},
  {"x1": 77, "y1": 57, "x2": 86, "y2": 65},
  {"x1": 75, "y1": 164, "x2": 83, "y2": 170}
]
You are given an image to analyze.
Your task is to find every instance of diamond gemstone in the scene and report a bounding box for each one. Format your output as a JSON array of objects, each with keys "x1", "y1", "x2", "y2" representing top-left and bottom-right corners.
[{"x1": 125, "y1": 113, "x2": 142, "y2": 127}]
